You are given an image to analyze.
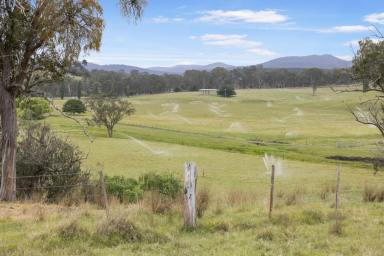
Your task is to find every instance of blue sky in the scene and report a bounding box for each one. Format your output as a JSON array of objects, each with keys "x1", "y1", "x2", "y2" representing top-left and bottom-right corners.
[{"x1": 84, "y1": 0, "x2": 384, "y2": 67}]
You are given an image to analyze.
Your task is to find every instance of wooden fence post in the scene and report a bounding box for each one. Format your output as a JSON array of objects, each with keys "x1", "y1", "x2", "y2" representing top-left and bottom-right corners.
[
  {"x1": 184, "y1": 162, "x2": 198, "y2": 229},
  {"x1": 99, "y1": 170, "x2": 110, "y2": 217},
  {"x1": 269, "y1": 164, "x2": 276, "y2": 219}
]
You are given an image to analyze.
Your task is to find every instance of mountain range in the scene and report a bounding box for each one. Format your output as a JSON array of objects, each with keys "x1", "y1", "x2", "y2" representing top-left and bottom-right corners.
[{"x1": 84, "y1": 55, "x2": 352, "y2": 75}]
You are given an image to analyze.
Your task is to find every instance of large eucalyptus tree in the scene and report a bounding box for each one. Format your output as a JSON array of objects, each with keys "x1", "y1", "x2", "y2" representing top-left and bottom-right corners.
[{"x1": 0, "y1": 0, "x2": 145, "y2": 201}]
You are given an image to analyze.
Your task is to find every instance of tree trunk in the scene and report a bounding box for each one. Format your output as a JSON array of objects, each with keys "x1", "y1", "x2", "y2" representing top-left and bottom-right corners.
[
  {"x1": 107, "y1": 127, "x2": 113, "y2": 138},
  {"x1": 0, "y1": 86, "x2": 17, "y2": 201}
]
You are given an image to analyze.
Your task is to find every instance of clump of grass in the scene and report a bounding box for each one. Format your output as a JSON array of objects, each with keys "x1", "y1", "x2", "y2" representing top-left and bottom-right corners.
[
  {"x1": 299, "y1": 209, "x2": 325, "y2": 225},
  {"x1": 330, "y1": 219, "x2": 343, "y2": 236},
  {"x1": 363, "y1": 184, "x2": 384, "y2": 202},
  {"x1": 257, "y1": 228, "x2": 274, "y2": 241},
  {"x1": 95, "y1": 215, "x2": 168, "y2": 245},
  {"x1": 271, "y1": 213, "x2": 293, "y2": 227},
  {"x1": 204, "y1": 220, "x2": 230, "y2": 233},
  {"x1": 142, "y1": 191, "x2": 174, "y2": 214},
  {"x1": 34, "y1": 206, "x2": 46, "y2": 222},
  {"x1": 226, "y1": 190, "x2": 257, "y2": 209},
  {"x1": 96, "y1": 216, "x2": 143, "y2": 244},
  {"x1": 319, "y1": 182, "x2": 335, "y2": 201},
  {"x1": 57, "y1": 220, "x2": 90, "y2": 241},
  {"x1": 234, "y1": 221, "x2": 258, "y2": 231},
  {"x1": 197, "y1": 187, "x2": 210, "y2": 218},
  {"x1": 284, "y1": 188, "x2": 305, "y2": 206}
]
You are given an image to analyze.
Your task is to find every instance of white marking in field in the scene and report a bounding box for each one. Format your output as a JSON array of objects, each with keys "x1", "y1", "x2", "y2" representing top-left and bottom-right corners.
[
  {"x1": 285, "y1": 131, "x2": 299, "y2": 137},
  {"x1": 293, "y1": 107, "x2": 304, "y2": 116},
  {"x1": 266, "y1": 101, "x2": 273, "y2": 108},
  {"x1": 273, "y1": 117, "x2": 288, "y2": 123},
  {"x1": 324, "y1": 97, "x2": 331, "y2": 101},
  {"x1": 147, "y1": 112, "x2": 160, "y2": 120},
  {"x1": 129, "y1": 136, "x2": 168, "y2": 155},
  {"x1": 226, "y1": 122, "x2": 246, "y2": 132},
  {"x1": 189, "y1": 101, "x2": 202, "y2": 104},
  {"x1": 295, "y1": 96, "x2": 303, "y2": 101},
  {"x1": 175, "y1": 114, "x2": 193, "y2": 124},
  {"x1": 161, "y1": 103, "x2": 179, "y2": 113},
  {"x1": 208, "y1": 102, "x2": 230, "y2": 117}
]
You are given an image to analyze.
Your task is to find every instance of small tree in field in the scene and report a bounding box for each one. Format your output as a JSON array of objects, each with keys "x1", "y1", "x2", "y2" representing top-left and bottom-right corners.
[
  {"x1": 63, "y1": 99, "x2": 87, "y2": 114},
  {"x1": 217, "y1": 85, "x2": 236, "y2": 97},
  {"x1": 87, "y1": 97, "x2": 135, "y2": 137}
]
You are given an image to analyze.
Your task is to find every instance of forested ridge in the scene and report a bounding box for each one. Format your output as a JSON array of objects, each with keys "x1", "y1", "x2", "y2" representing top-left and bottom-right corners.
[{"x1": 41, "y1": 62, "x2": 354, "y2": 97}]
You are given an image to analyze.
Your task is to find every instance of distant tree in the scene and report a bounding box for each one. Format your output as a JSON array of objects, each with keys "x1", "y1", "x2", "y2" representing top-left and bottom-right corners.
[
  {"x1": 303, "y1": 68, "x2": 323, "y2": 96},
  {"x1": 60, "y1": 83, "x2": 66, "y2": 100},
  {"x1": 87, "y1": 96, "x2": 135, "y2": 137},
  {"x1": 63, "y1": 99, "x2": 87, "y2": 114},
  {"x1": 77, "y1": 82, "x2": 83, "y2": 99},
  {"x1": 17, "y1": 97, "x2": 51, "y2": 120},
  {"x1": 217, "y1": 85, "x2": 236, "y2": 97}
]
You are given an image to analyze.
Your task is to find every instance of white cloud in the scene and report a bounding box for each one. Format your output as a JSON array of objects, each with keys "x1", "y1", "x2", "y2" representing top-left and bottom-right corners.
[
  {"x1": 173, "y1": 17, "x2": 184, "y2": 22},
  {"x1": 364, "y1": 12, "x2": 384, "y2": 24},
  {"x1": 191, "y1": 34, "x2": 277, "y2": 57},
  {"x1": 152, "y1": 16, "x2": 185, "y2": 24},
  {"x1": 335, "y1": 55, "x2": 353, "y2": 61},
  {"x1": 248, "y1": 48, "x2": 277, "y2": 57},
  {"x1": 344, "y1": 38, "x2": 383, "y2": 48},
  {"x1": 152, "y1": 16, "x2": 170, "y2": 24},
  {"x1": 329, "y1": 25, "x2": 373, "y2": 33},
  {"x1": 198, "y1": 9, "x2": 288, "y2": 24}
]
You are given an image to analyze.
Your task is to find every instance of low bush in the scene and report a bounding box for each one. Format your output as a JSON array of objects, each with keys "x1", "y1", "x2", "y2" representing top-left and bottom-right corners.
[
  {"x1": 62, "y1": 99, "x2": 86, "y2": 114},
  {"x1": 16, "y1": 124, "x2": 89, "y2": 202},
  {"x1": 217, "y1": 85, "x2": 236, "y2": 97},
  {"x1": 95, "y1": 215, "x2": 168, "y2": 245},
  {"x1": 57, "y1": 220, "x2": 90, "y2": 241},
  {"x1": 17, "y1": 97, "x2": 51, "y2": 120},
  {"x1": 139, "y1": 172, "x2": 182, "y2": 199},
  {"x1": 103, "y1": 173, "x2": 182, "y2": 211},
  {"x1": 105, "y1": 176, "x2": 143, "y2": 203}
]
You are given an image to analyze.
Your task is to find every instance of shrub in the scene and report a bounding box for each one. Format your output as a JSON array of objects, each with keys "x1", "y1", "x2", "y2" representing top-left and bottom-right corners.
[
  {"x1": 105, "y1": 176, "x2": 143, "y2": 203},
  {"x1": 217, "y1": 85, "x2": 236, "y2": 97},
  {"x1": 95, "y1": 215, "x2": 168, "y2": 245},
  {"x1": 16, "y1": 124, "x2": 89, "y2": 201},
  {"x1": 96, "y1": 216, "x2": 143, "y2": 244},
  {"x1": 139, "y1": 173, "x2": 182, "y2": 199},
  {"x1": 17, "y1": 97, "x2": 51, "y2": 120},
  {"x1": 62, "y1": 99, "x2": 86, "y2": 114},
  {"x1": 57, "y1": 220, "x2": 90, "y2": 241}
]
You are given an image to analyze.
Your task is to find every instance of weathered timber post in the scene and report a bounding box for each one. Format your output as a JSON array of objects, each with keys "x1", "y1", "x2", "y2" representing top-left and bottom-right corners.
[
  {"x1": 269, "y1": 164, "x2": 276, "y2": 219},
  {"x1": 184, "y1": 162, "x2": 198, "y2": 229},
  {"x1": 99, "y1": 170, "x2": 110, "y2": 217}
]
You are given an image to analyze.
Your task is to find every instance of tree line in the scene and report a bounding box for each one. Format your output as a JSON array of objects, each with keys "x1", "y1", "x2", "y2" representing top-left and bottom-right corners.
[{"x1": 41, "y1": 63, "x2": 354, "y2": 98}]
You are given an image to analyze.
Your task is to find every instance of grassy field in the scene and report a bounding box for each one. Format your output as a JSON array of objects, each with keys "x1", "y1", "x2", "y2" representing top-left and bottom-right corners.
[{"x1": 1, "y1": 86, "x2": 384, "y2": 255}]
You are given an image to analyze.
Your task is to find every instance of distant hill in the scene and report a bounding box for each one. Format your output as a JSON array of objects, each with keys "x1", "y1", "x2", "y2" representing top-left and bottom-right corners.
[
  {"x1": 261, "y1": 55, "x2": 352, "y2": 69},
  {"x1": 148, "y1": 62, "x2": 235, "y2": 74},
  {"x1": 84, "y1": 63, "x2": 161, "y2": 74},
  {"x1": 84, "y1": 62, "x2": 235, "y2": 75},
  {"x1": 84, "y1": 55, "x2": 351, "y2": 74}
]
